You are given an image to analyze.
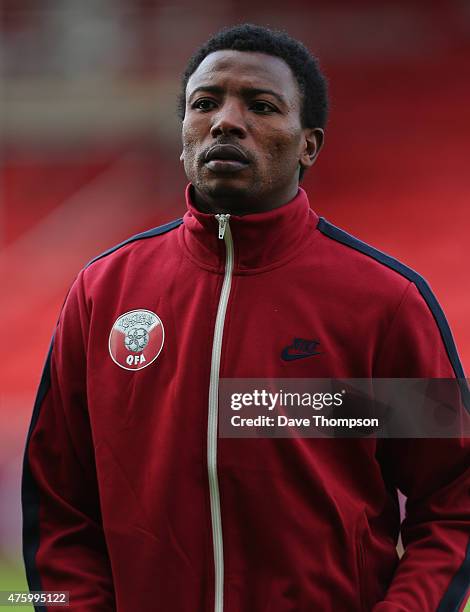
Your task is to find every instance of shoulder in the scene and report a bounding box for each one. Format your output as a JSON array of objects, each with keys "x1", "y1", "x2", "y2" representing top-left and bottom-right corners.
[
  {"x1": 81, "y1": 217, "x2": 182, "y2": 277},
  {"x1": 315, "y1": 215, "x2": 440, "y2": 324},
  {"x1": 316, "y1": 217, "x2": 430, "y2": 294},
  {"x1": 73, "y1": 217, "x2": 183, "y2": 301},
  {"x1": 316, "y1": 217, "x2": 465, "y2": 379},
  {"x1": 85, "y1": 218, "x2": 183, "y2": 271},
  {"x1": 312, "y1": 216, "x2": 420, "y2": 320}
]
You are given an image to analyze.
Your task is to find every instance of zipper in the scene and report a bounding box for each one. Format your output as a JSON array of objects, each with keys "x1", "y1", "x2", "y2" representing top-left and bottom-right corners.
[{"x1": 208, "y1": 213, "x2": 233, "y2": 612}]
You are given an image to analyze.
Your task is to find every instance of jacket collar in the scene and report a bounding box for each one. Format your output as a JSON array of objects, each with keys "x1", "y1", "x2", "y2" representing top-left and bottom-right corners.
[{"x1": 180, "y1": 184, "x2": 319, "y2": 274}]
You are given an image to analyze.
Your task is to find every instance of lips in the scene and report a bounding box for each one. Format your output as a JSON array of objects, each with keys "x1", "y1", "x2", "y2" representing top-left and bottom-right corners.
[{"x1": 205, "y1": 144, "x2": 249, "y2": 164}]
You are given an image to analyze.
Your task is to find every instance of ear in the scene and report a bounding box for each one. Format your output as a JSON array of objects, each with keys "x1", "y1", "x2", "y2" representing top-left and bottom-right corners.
[{"x1": 299, "y1": 128, "x2": 324, "y2": 171}]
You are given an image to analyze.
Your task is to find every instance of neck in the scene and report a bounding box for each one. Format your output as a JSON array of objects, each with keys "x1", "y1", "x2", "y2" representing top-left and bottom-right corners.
[{"x1": 191, "y1": 182, "x2": 299, "y2": 216}]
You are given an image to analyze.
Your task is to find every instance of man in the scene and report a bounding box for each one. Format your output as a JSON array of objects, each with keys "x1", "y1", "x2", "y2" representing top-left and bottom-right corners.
[{"x1": 22, "y1": 24, "x2": 469, "y2": 611}]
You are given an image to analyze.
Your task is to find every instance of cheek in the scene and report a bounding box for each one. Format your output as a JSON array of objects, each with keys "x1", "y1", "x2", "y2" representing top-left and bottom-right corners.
[
  {"x1": 262, "y1": 129, "x2": 302, "y2": 166},
  {"x1": 182, "y1": 126, "x2": 195, "y2": 151},
  {"x1": 182, "y1": 120, "x2": 203, "y2": 150},
  {"x1": 181, "y1": 124, "x2": 205, "y2": 178}
]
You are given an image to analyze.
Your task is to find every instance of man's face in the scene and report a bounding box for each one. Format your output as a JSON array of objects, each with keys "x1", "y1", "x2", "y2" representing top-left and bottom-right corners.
[{"x1": 181, "y1": 50, "x2": 322, "y2": 213}]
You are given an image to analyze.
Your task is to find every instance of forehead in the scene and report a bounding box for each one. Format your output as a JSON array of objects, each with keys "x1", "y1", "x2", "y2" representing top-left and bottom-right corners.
[{"x1": 186, "y1": 50, "x2": 300, "y2": 104}]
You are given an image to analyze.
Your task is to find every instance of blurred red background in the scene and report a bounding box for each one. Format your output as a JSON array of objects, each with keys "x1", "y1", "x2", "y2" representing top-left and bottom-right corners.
[{"x1": 1, "y1": 0, "x2": 469, "y2": 572}]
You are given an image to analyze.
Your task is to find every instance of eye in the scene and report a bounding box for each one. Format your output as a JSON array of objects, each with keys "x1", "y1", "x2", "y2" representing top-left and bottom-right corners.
[
  {"x1": 250, "y1": 101, "x2": 277, "y2": 114},
  {"x1": 192, "y1": 98, "x2": 217, "y2": 111}
]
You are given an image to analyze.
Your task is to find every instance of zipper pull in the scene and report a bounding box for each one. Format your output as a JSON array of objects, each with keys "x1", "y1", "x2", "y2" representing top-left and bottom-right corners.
[{"x1": 215, "y1": 214, "x2": 230, "y2": 240}]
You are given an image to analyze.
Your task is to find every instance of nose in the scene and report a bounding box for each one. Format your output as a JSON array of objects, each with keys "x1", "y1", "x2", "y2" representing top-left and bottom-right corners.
[{"x1": 210, "y1": 101, "x2": 247, "y2": 139}]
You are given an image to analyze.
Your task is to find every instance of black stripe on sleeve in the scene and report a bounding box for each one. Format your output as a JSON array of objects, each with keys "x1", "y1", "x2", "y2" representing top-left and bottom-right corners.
[
  {"x1": 21, "y1": 340, "x2": 54, "y2": 610},
  {"x1": 318, "y1": 218, "x2": 470, "y2": 608},
  {"x1": 437, "y1": 537, "x2": 470, "y2": 612}
]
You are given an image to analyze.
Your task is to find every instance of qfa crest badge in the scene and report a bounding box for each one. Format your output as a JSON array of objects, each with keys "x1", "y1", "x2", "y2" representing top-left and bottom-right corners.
[{"x1": 108, "y1": 309, "x2": 164, "y2": 371}]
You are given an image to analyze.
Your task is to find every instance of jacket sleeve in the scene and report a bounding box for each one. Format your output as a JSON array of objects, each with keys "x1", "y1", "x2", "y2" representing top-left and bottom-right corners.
[
  {"x1": 22, "y1": 269, "x2": 115, "y2": 611},
  {"x1": 373, "y1": 282, "x2": 470, "y2": 612}
]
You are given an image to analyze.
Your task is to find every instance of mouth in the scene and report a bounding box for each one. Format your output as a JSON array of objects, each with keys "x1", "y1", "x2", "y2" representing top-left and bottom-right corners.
[{"x1": 204, "y1": 144, "x2": 250, "y2": 173}]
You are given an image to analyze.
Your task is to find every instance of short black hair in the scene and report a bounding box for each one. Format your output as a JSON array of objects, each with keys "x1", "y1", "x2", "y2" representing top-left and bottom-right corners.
[{"x1": 177, "y1": 23, "x2": 329, "y2": 130}]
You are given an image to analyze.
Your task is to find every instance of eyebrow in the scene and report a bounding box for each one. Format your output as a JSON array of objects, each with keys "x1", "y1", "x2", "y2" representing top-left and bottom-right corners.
[{"x1": 188, "y1": 85, "x2": 287, "y2": 107}]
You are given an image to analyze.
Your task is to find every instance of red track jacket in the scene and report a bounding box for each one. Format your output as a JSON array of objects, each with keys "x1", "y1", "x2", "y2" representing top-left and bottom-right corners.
[{"x1": 23, "y1": 186, "x2": 470, "y2": 611}]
